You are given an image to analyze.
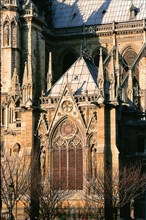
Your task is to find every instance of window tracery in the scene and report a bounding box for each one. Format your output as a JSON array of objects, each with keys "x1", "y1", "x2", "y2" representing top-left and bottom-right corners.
[
  {"x1": 52, "y1": 119, "x2": 83, "y2": 190},
  {"x1": 121, "y1": 47, "x2": 140, "y2": 104}
]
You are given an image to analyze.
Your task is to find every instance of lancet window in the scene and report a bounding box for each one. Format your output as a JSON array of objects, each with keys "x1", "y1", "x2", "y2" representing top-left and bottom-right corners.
[
  {"x1": 11, "y1": 20, "x2": 17, "y2": 48},
  {"x1": 3, "y1": 21, "x2": 10, "y2": 46}
]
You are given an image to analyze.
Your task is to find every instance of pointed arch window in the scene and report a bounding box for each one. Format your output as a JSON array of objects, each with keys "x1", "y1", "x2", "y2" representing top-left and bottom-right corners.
[
  {"x1": 121, "y1": 48, "x2": 140, "y2": 105},
  {"x1": 62, "y1": 52, "x2": 77, "y2": 74},
  {"x1": 122, "y1": 48, "x2": 139, "y2": 81},
  {"x1": 52, "y1": 120, "x2": 83, "y2": 190},
  {"x1": 11, "y1": 20, "x2": 17, "y2": 48},
  {"x1": 13, "y1": 143, "x2": 21, "y2": 154},
  {"x1": 3, "y1": 21, "x2": 10, "y2": 46}
]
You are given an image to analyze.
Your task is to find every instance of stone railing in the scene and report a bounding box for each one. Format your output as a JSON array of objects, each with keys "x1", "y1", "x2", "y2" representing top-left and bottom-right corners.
[
  {"x1": 49, "y1": 19, "x2": 145, "y2": 37},
  {"x1": 40, "y1": 94, "x2": 98, "y2": 105}
]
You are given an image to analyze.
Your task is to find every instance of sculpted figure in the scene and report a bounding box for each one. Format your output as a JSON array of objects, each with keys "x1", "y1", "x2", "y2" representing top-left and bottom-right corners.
[{"x1": 40, "y1": 149, "x2": 46, "y2": 179}]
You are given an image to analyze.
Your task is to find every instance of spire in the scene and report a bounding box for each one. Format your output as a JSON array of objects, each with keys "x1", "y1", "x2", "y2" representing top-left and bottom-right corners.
[
  {"x1": 10, "y1": 68, "x2": 20, "y2": 96},
  {"x1": 65, "y1": 72, "x2": 69, "y2": 86},
  {"x1": 47, "y1": 52, "x2": 53, "y2": 91},
  {"x1": 12, "y1": 67, "x2": 18, "y2": 84},
  {"x1": 22, "y1": 61, "x2": 33, "y2": 105},
  {"x1": 22, "y1": 62, "x2": 28, "y2": 86},
  {"x1": 28, "y1": 55, "x2": 32, "y2": 83},
  {"x1": 97, "y1": 47, "x2": 104, "y2": 95}
]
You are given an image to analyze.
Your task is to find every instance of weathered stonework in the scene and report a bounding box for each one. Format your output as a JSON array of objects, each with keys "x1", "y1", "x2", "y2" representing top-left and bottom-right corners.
[{"x1": 1, "y1": 0, "x2": 146, "y2": 219}]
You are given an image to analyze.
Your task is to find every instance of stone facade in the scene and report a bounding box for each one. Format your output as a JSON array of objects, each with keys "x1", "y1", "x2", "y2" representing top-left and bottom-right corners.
[{"x1": 1, "y1": 0, "x2": 146, "y2": 219}]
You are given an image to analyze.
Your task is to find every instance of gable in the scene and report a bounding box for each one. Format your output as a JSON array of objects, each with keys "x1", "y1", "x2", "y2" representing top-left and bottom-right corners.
[{"x1": 48, "y1": 57, "x2": 99, "y2": 97}]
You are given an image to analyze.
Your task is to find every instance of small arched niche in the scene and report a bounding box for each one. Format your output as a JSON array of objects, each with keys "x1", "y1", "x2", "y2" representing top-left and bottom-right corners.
[{"x1": 13, "y1": 143, "x2": 21, "y2": 153}]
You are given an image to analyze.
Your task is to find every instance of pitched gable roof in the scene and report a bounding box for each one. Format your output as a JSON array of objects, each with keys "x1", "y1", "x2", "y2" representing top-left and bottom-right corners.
[{"x1": 47, "y1": 57, "x2": 99, "y2": 97}]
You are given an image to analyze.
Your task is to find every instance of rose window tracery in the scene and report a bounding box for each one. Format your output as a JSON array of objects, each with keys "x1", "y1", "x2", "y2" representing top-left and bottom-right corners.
[
  {"x1": 61, "y1": 100, "x2": 73, "y2": 112},
  {"x1": 60, "y1": 120, "x2": 76, "y2": 138}
]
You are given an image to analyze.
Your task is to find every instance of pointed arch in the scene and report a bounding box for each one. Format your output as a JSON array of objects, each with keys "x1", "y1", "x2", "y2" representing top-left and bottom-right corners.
[
  {"x1": 11, "y1": 18, "x2": 18, "y2": 48},
  {"x1": 92, "y1": 47, "x2": 107, "y2": 67},
  {"x1": 50, "y1": 117, "x2": 84, "y2": 190},
  {"x1": 62, "y1": 50, "x2": 77, "y2": 74},
  {"x1": 122, "y1": 46, "x2": 139, "y2": 81},
  {"x1": 3, "y1": 17, "x2": 10, "y2": 46},
  {"x1": 120, "y1": 46, "x2": 140, "y2": 105},
  {"x1": 13, "y1": 143, "x2": 21, "y2": 153}
]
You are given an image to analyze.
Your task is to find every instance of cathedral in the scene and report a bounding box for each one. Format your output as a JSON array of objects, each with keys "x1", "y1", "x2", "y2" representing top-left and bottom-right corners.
[{"x1": 1, "y1": 0, "x2": 146, "y2": 219}]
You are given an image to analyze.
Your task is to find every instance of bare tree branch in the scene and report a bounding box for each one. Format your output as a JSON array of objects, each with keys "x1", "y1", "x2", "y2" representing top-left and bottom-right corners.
[{"x1": 1, "y1": 151, "x2": 37, "y2": 217}]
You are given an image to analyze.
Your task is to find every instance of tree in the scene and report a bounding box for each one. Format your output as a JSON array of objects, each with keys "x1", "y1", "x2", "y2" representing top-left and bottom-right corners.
[
  {"x1": 1, "y1": 151, "x2": 33, "y2": 219},
  {"x1": 22, "y1": 162, "x2": 71, "y2": 219},
  {"x1": 84, "y1": 163, "x2": 146, "y2": 220},
  {"x1": 36, "y1": 172, "x2": 70, "y2": 220}
]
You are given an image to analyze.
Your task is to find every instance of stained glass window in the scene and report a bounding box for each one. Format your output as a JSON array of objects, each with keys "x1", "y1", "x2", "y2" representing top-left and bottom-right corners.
[{"x1": 52, "y1": 119, "x2": 83, "y2": 190}]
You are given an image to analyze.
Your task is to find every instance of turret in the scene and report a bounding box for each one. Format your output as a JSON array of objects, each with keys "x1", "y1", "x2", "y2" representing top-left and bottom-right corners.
[
  {"x1": 20, "y1": 0, "x2": 45, "y2": 105},
  {"x1": 1, "y1": 0, "x2": 20, "y2": 93}
]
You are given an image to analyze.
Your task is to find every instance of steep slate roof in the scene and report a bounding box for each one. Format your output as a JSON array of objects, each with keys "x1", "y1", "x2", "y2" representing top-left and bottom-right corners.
[
  {"x1": 48, "y1": 57, "x2": 99, "y2": 97},
  {"x1": 52, "y1": 0, "x2": 146, "y2": 28}
]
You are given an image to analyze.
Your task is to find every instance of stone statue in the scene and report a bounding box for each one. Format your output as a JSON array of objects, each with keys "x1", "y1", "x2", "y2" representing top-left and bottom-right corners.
[{"x1": 40, "y1": 149, "x2": 46, "y2": 178}]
